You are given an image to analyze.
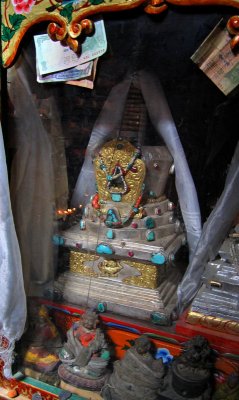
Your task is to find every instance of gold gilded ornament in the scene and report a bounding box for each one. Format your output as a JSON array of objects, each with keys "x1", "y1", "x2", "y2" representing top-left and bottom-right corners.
[
  {"x1": 70, "y1": 251, "x2": 99, "y2": 277},
  {"x1": 186, "y1": 311, "x2": 239, "y2": 335},
  {"x1": 133, "y1": 206, "x2": 145, "y2": 219},
  {"x1": 69, "y1": 251, "x2": 160, "y2": 289},
  {"x1": 94, "y1": 140, "x2": 145, "y2": 205},
  {"x1": 123, "y1": 261, "x2": 160, "y2": 289},
  {"x1": 98, "y1": 260, "x2": 123, "y2": 276}
]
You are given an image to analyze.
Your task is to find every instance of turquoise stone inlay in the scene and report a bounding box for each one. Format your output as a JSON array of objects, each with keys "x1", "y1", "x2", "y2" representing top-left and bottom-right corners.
[
  {"x1": 151, "y1": 312, "x2": 171, "y2": 326},
  {"x1": 80, "y1": 219, "x2": 86, "y2": 230},
  {"x1": 105, "y1": 209, "x2": 120, "y2": 227},
  {"x1": 149, "y1": 190, "x2": 156, "y2": 198},
  {"x1": 146, "y1": 230, "x2": 155, "y2": 241},
  {"x1": 145, "y1": 217, "x2": 155, "y2": 229},
  {"x1": 151, "y1": 252, "x2": 166, "y2": 265},
  {"x1": 97, "y1": 302, "x2": 107, "y2": 313},
  {"x1": 52, "y1": 235, "x2": 64, "y2": 246},
  {"x1": 106, "y1": 229, "x2": 114, "y2": 239},
  {"x1": 96, "y1": 243, "x2": 114, "y2": 255},
  {"x1": 111, "y1": 193, "x2": 122, "y2": 202}
]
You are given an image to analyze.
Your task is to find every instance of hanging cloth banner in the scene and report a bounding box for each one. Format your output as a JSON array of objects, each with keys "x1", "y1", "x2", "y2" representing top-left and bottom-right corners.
[
  {"x1": 0, "y1": 122, "x2": 26, "y2": 378},
  {"x1": 138, "y1": 70, "x2": 202, "y2": 258},
  {"x1": 72, "y1": 70, "x2": 202, "y2": 259}
]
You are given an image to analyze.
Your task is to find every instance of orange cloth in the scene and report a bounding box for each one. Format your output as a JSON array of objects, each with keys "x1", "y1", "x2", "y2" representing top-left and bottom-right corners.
[{"x1": 79, "y1": 332, "x2": 96, "y2": 347}]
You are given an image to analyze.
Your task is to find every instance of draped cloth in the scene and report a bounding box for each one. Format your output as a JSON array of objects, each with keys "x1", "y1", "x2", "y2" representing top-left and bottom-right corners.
[
  {"x1": 0, "y1": 47, "x2": 68, "y2": 377},
  {"x1": 0, "y1": 122, "x2": 27, "y2": 378},
  {"x1": 71, "y1": 70, "x2": 202, "y2": 259},
  {"x1": 176, "y1": 140, "x2": 239, "y2": 314},
  {"x1": 8, "y1": 51, "x2": 68, "y2": 296}
]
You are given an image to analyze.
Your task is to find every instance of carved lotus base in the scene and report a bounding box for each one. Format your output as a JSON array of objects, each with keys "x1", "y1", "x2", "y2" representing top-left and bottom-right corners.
[{"x1": 58, "y1": 364, "x2": 110, "y2": 391}]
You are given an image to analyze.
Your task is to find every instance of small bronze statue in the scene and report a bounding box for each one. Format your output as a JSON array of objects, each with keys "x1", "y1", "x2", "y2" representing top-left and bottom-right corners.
[
  {"x1": 22, "y1": 304, "x2": 62, "y2": 374},
  {"x1": 159, "y1": 335, "x2": 214, "y2": 400},
  {"x1": 102, "y1": 335, "x2": 165, "y2": 400},
  {"x1": 58, "y1": 310, "x2": 110, "y2": 391}
]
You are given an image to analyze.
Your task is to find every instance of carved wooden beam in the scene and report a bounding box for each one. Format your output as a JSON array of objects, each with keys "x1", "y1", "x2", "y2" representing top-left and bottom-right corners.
[
  {"x1": 227, "y1": 15, "x2": 239, "y2": 49},
  {"x1": 1, "y1": 0, "x2": 239, "y2": 68}
]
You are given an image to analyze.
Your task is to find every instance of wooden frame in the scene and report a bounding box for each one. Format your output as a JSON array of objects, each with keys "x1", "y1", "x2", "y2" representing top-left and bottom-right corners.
[{"x1": 1, "y1": 0, "x2": 239, "y2": 68}]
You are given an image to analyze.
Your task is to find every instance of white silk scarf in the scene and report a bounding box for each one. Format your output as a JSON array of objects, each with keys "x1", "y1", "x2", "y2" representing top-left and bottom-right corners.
[{"x1": 0, "y1": 122, "x2": 26, "y2": 378}]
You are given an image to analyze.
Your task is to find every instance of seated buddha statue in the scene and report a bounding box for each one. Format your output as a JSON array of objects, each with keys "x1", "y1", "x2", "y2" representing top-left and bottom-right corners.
[
  {"x1": 22, "y1": 303, "x2": 62, "y2": 375},
  {"x1": 58, "y1": 310, "x2": 110, "y2": 390}
]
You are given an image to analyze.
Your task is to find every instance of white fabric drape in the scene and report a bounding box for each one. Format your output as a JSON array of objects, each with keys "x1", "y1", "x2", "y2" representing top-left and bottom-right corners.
[
  {"x1": 8, "y1": 52, "x2": 68, "y2": 295},
  {"x1": 0, "y1": 122, "x2": 27, "y2": 378}
]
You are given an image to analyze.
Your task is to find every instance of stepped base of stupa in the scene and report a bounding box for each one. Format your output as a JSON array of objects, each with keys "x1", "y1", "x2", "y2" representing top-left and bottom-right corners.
[{"x1": 55, "y1": 264, "x2": 182, "y2": 321}]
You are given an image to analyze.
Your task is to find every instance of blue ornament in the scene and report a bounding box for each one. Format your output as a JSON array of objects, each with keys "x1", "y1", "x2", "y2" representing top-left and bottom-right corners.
[
  {"x1": 96, "y1": 243, "x2": 114, "y2": 255},
  {"x1": 107, "y1": 175, "x2": 113, "y2": 181},
  {"x1": 111, "y1": 193, "x2": 122, "y2": 202},
  {"x1": 106, "y1": 229, "x2": 114, "y2": 239},
  {"x1": 146, "y1": 230, "x2": 155, "y2": 241},
  {"x1": 151, "y1": 252, "x2": 166, "y2": 265},
  {"x1": 52, "y1": 235, "x2": 64, "y2": 246},
  {"x1": 155, "y1": 348, "x2": 174, "y2": 364},
  {"x1": 145, "y1": 217, "x2": 155, "y2": 229},
  {"x1": 151, "y1": 312, "x2": 171, "y2": 326},
  {"x1": 105, "y1": 209, "x2": 120, "y2": 226},
  {"x1": 97, "y1": 302, "x2": 107, "y2": 313},
  {"x1": 79, "y1": 219, "x2": 86, "y2": 230}
]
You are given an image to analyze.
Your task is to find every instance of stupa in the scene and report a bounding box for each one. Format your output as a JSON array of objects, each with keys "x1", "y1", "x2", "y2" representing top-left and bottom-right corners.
[{"x1": 55, "y1": 85, "x2": 186, "y2": 323}]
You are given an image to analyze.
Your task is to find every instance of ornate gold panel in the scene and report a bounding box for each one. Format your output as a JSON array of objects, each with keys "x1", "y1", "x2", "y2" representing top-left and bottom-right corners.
[
  {"x1": 122, "y1": 260, "x2": 160, "y2": 289},
  {"x1": 70, "y1": 251, "x2": 100, "y2": 277},
  {"x1": 69, "y1": 250, "x2": 161, "y2": 288}
]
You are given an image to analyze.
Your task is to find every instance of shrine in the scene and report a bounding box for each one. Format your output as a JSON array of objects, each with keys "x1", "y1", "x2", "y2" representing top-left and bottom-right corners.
[{"x1": 0, "y1": 0, "x2": 239, "y2": 398}]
